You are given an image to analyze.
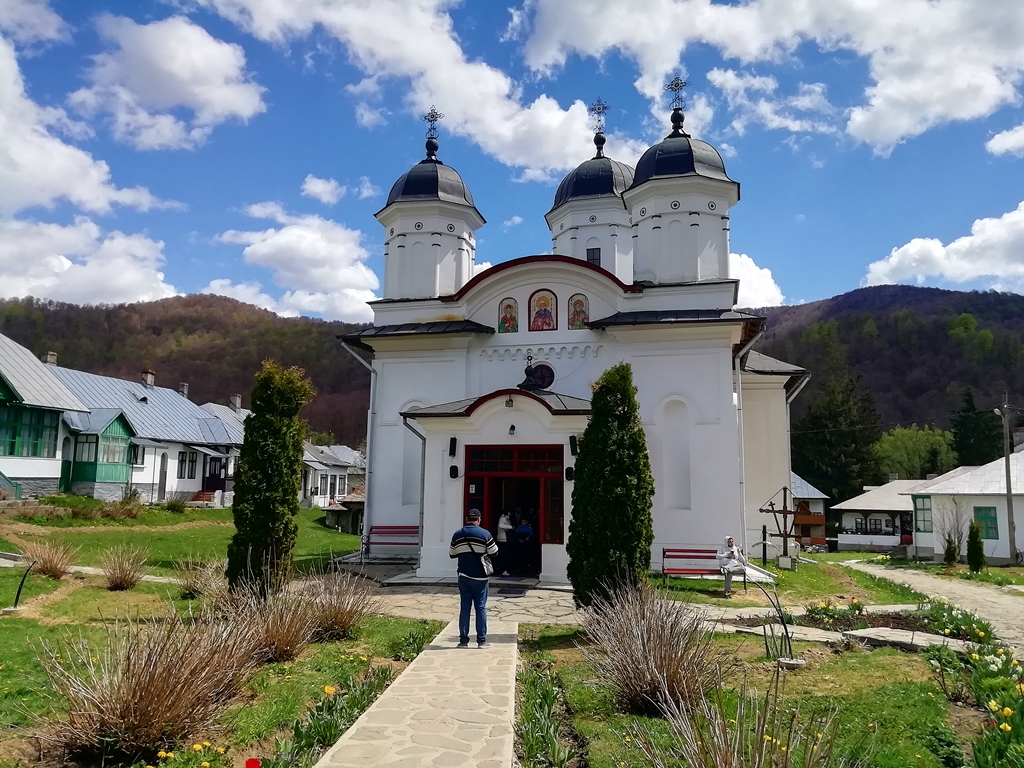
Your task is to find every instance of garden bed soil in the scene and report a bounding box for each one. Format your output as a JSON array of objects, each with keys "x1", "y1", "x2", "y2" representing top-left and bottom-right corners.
[{"x1": 725, "y1": 611, "x2": 942, "y2": 636}]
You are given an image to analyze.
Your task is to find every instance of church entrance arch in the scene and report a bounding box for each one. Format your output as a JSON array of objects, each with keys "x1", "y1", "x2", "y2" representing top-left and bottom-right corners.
[{"x1": 464, "y1": 445, "x2": 564, "y2": 577}]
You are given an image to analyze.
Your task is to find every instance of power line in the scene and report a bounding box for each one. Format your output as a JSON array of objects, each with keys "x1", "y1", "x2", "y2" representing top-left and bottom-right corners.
[{"x1": 791, "y1": 406, "x2": 1009, "y2": 435}]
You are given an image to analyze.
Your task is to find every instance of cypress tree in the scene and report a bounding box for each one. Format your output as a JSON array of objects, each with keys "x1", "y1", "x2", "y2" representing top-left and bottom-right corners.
[
  {"x1": 967, "y1": 520, "x2": 986, "y2": 573},
  {"x1": 566, "y1": 362, "x2": 654, "y2": 608},
  {"x1": 227, "y1": 360, "x2": 315, "y2": 589}
]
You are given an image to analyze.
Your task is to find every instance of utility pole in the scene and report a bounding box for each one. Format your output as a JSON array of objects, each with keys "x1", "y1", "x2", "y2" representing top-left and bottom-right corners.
[{"x1": 997, "y1": 392, "x2": 1019, "y2": 564}]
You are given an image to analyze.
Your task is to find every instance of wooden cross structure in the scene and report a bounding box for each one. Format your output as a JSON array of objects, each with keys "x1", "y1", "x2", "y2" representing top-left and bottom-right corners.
[{"x1": 759, "y1": 486, "x2": 797, "y2": 558}]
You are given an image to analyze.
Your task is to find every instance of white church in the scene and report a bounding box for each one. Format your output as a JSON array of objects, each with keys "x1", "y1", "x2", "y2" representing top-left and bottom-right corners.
[{"x1": 343, "y1": 99, "x2": 809, "y2": 584}]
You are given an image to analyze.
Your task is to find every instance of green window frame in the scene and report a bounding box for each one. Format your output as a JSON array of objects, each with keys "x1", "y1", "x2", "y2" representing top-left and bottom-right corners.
[
  {"x1": 913, "y1": 496, "x2": 933, "y2": 533},
  {"x1": 0, "y1": 405, "x2": 59, "y2": 458},
  {"x1": 974, "y1": 506, "x2": 999, "y2": 540}
]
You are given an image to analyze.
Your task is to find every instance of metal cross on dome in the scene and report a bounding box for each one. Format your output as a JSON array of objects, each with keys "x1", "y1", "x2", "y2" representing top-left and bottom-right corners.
[
  {"x1": 421, "y1": 105, "x2": 444, "y2": 138},
  {"x1": 588, "y1": 97, "x2": 609, "y2": 133},
  {"x1": 664, "y1": 74, "x2": 690, "y2": 110}
]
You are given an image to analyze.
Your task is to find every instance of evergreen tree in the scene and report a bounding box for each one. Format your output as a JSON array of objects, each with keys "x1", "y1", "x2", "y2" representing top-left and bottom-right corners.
[
  {"x1": 227, "y1": 360, "x2": 315, "y2": 589},
  {"x1": 967, "y1": 520, "x2": 986, "y2": 573},
  {"x1": 566, "y1": 363, "x2": 654, "y2": 608},
  {"x1": 791, "y1": 334, "x2": 883, "y2": 503},
  {"x1": 951, "y1": 389, "x2": 1002, "y2": 467}
]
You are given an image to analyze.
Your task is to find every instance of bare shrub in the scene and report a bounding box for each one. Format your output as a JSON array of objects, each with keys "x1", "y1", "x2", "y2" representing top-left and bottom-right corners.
[
  {"x1": 102, "y1": 497, "x2": 142, "y2": 520},
  {"x1": 69, "y1": 505, "x2": 99, "y2": 521},
  {"x1": 173, "y1": 557, "x2": 229, "y2": 602},
  {"x1": 228, "y1": 580, "x2": 318, "y2": 663},
  {"x1": 99, "y1": 545, "x2": 149, "y2": 591},
  {"x1": 37, "y1": 610, "x2": 262, "y2": 757},
  {"x1": 21, "y1": 540, "x2": 79, "y2": 579},
  {"x1": 636, "y1": 669, "x2": 867, "y2": 768},
  {"x1": 164, "y1": 496, "x2": 188, "y2": 514},
  {"x1": 307, "y1": 570, "x2": 383, "y2": 641},
  {"x1": 580, "y1": 580, "x2": 728, "y2": 713}
]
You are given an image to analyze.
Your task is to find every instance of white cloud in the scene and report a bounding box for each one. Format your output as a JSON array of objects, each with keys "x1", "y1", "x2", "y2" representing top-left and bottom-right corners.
[
  {"x1": 502, "y1": 215, "x2": 524, "y2": 229},
  {"x1": 68, "y1": 15, "x2": 266, "y2": 150},
  {"x1": 519, "y1": 0, "x2": 1024, "y2": 155},
  {"x1": 200, "y1": 278, "x2": 288, "y2": 314},
  {"x1": 354, "y1": 102, "x2": 386, "y2": 127},
  {"x1": 301, "y1": 174, "x2": 345, "y2": 204},
  {"x1": 0, "y1": 0, "x2": 69, "y2": 45},
  {"x1": 473, "y1": 260, "x2": 493, "y2": 275},
  {"x1": 214, "y1": 202, "x2": 379, "y2": 321},
  {"x1": 356, "y1": 176, "x2": 381, "y2": 199},
  {"x1": 0, "y1": 35, "x2": 166, "y2": 215},
  {"x1": 730, "y1": 252, "x2": 784, "y2": 307},
  {"x1": 986, "y1": 123, "x2": 1024, "y2": 157},
  {"x1": 0, "y1": 217, "x2": 176, "y2": 304},
  {"x1": 707, "y1": 69, "x2": 837, "y2": 137},
  {"x1": 864, "y1": 201, "x2": 1024, "y2": 289}
]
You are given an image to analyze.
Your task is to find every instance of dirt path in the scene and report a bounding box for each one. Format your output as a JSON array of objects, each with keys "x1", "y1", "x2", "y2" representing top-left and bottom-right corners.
[
  {"x1": 0, "y1": 519, "x2": 233, "y2": 539},
  {"x1": 11, "y1": 576, "x2": 92, "y2": 623}
]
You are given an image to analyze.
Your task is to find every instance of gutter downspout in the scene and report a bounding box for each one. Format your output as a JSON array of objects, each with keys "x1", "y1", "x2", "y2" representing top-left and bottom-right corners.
[
  {"x1": 734, "y1": 328, "x2": 765, "y2": 557},
  {"x1": 402, "y1": 416, "x2": 427, "y2": 572},
  {"x1": 341, "y1": 341, "x2": 377, "y2": 557}
]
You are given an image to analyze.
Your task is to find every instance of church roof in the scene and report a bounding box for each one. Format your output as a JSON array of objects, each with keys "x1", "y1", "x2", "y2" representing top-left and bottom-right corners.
[
  {"x1": 742, "y1": 351, "x2": 807, "y2": 376},
  {"x1": 587, "y1": 308, "x2": 762, "y2": 329},
  {"x1": 628, "y1": 108, "x2": 737, "y2": 193},
  {"x1": 381, "y1": 137, "x2": 484, "y2": 220},
  {"x1": 341, "y1": 319, "x2": 494, "y2": 351},
  {"x1": 401, "y1": 388, "x2": 591, "y2": 418},
  {"x1": 549, "y1": 133, "x2": 634, "y2": 214}
]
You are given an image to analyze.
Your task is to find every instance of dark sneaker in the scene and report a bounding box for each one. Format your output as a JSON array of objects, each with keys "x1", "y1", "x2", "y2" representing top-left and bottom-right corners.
[
  {"x1": 477, "y1": 641, "x2": 491, "y2": 648},
  {"x1": 457, "y1": 641, "x2": 470, "y2": 648}
]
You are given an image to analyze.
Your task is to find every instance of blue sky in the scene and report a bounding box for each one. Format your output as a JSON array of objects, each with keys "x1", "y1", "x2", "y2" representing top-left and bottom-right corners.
[{"x1": 2, "y1": 0, "x2": 1024, "y2": 321}]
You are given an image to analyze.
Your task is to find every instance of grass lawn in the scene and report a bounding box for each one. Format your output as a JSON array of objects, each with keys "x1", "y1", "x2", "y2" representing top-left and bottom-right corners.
[
  {"x1": 660, "y1": 559, "x2": 925, "y2": 608},
  {"x1": 20, "y1": 506, "x2": 235, "y2": 528},
  {"x1": 39, "y1": 580, "x2": 193, "y2": 623},
  {"x1": 16, "y1": 507, "x2": 360, "y2": 576},
  {"x1": 520, "y1": 624, "x2": 970, "y2": 768},
  {"x1": 0, "y1": 567, "x2": 62, "y2": 609},
  {"x1": 0, "y1": 538, "x2": 20, "y2": 553}
]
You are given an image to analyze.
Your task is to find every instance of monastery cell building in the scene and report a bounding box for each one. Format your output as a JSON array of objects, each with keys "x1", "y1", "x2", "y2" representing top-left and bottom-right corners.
[{"x1": 344, "y1": 104, "x2": 808, "y2": 583}]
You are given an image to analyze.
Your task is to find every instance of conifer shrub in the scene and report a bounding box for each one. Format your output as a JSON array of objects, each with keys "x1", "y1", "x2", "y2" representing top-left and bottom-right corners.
[
  {"x1": 967, "y1": 520, "x2": 986, "y2": 573},
  {"x1": 227, "y1": 361, "x2": 315, "y2": 589},
  {"x1": 566, "y1": 362, "x2": 654, "y2": 607}
]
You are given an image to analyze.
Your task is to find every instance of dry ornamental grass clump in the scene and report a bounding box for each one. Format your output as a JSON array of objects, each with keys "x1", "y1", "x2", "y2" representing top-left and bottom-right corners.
[
  {"x1": 580, "y1": 580, "x2": 729, "y2": 713},
  {"x1": 173, "y1": 557, "x2": 230, "y2": 604},
  {"x1": 228, "y1": 579, "x2": 318, "y2": 663},
  {"x1": 21, "y1": 540, "x2": 79, "y2": 579},
  {"x1": 37, "y1": 611, "x2": 262, "y2": 758},
  {"x1": 307, "y1": 569, "x2": 383, "y2": 641},
  {"x1": 99, "y1": 544, "x2": 149, "y2": 591}
]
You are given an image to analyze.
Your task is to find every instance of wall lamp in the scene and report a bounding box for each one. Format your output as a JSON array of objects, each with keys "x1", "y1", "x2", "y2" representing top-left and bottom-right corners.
[
  {"x1": 565, "y1": 466, "x2": 575, "y2": 481},
  {"x1": 448, "y1": 436, "x2": 458, "y2": 457},
  {"x1": 569, "y1": 435, "x2": 578, "y2": 456},
  {"x1": 505, "y1": 395, "x2": 514, "y2": 408},
  {"x1": 508, "y1": 424, "x2": 516, "y2": 436},
  {"x1": 449, "y1": 466, "x2": 459, "y2": 479}
]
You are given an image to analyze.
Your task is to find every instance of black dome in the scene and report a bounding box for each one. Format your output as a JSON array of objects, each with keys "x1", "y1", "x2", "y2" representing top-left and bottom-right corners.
[
  {"x1": 386, "y1": 157, "x2": 477, "y2": 208},
  {"x1": 629, "y1": 108, "x2": 736, "y2": 191},
  {"x1": 549, "y1": 133, "x2": 634, "y2": 214}
]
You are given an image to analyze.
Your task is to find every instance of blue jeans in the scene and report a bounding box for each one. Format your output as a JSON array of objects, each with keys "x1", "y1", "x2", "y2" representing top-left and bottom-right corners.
[{"x1": 458, "y1": 575, "x2": 488, "y2": 643}]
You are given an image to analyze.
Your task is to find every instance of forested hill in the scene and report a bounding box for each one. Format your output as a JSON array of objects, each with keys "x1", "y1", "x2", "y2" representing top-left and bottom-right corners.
[
  {"x1": 755, "y1": 285, "x2": 1024, "y2": 427},
  {"x1": 0, "y1": 296, "x2": 370, "y2": 444}
]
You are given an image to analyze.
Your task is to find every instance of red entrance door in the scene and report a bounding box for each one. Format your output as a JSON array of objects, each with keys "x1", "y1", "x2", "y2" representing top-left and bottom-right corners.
[{"x1": 464, "y1": 446, "x2": 565, "y2": 575}]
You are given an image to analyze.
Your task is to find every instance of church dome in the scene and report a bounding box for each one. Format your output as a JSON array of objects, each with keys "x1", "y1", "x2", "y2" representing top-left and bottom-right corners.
[
  {"x1": 385, "y1": 136, "x2": 478, "y2": 209},
  {"x1": 549, "y1": 133, "x2": 634, "y2": 213},
  {"x1": 629, "y1": 108, "x2": 736, "y2": 190}
]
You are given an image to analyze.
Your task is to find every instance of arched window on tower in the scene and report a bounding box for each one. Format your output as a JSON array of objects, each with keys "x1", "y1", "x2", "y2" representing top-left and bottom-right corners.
[{"x1": 585, "y1": 237, "x2": 601, "y2": 266}]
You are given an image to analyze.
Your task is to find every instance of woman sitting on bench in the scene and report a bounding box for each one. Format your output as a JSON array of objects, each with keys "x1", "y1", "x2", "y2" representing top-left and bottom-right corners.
[{"x1": 717, "y1": 536, "x2": 747, "y2": 599}]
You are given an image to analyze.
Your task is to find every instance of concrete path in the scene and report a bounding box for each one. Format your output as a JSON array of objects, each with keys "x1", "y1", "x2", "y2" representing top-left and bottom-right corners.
[
  {"x1": 0, "y1": 556, "x2": 174, "y2": 584},
  {"x1": 844, "y1": 561, "x2": 1024, "y2": 651},
  {"x1": 315, "y1": 618, "x2": 517, "y2": 768}
]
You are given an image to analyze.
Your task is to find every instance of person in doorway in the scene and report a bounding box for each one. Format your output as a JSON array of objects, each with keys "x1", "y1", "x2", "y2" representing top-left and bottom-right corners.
[
  {"x1": 515, "y1": 514, "x2": 534, "y2": 574},
  {"x1": 496, "y1": 508, "x2": 514, "y2": 576},
  {"x1": 449, "y1": 508, "x2": 498, "y2": 647},
  {"x1": 717, "y1": 536, "x2": 747, "y2": 598}
]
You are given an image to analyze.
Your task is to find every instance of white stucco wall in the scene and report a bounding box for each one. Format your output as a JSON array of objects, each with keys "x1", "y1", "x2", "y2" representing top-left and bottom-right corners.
[
  {"x1": 740, "y1": 374, "x2": 792, "y2": 554},
  {"x1": 922, "y1": 493, "x2": 1024, "y2": 563}
]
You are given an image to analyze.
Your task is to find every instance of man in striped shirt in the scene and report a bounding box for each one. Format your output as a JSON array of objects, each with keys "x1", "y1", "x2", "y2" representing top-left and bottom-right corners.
[{"x1": 449, "y1": 508, "x2": 499, "y2": 648}]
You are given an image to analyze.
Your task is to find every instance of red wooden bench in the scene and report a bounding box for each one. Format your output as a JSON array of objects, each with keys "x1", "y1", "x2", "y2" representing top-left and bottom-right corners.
[
  {"x1": 662, "y1": 547, "x2": 747, "y2": 592},
  {"x1": 362, "y1": 525, "x2": 420, "y2": 558}
]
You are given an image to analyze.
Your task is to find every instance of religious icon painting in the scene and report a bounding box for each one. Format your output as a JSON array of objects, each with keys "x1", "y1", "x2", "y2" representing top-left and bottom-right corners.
[
  {"x1": 528, "y1": 290, "x2": 557, "y2": 331},
  {"x1": 567, "y1": 294, "x2": 589, "y2": 330},
  {"x1": 498, "y1": 298, "x2": 518, "y2": 333}
]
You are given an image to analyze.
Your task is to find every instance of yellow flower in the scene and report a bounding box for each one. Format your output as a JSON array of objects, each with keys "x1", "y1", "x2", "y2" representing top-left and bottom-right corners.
[
  {"x1": 284, "y1": 675, "x2": 292, "y2": 680},
  {"x1": 851, "y1": 597, "x2": 858, "y2": 602},
  {"x1": 998, "y1": 649, "x2": 1005, "y2": 655},
  {"x1": 216, "y1": 748, "x2": 225, "y2": 755},
  {"x1": 944, "y1": 629, "x2": 950, "y2": 635},
  {"x1": 1013, "y1": 659, "x2": 1020, "y2": 666},
  {"x1": 973, "y1": 654, "x2": 981, "y2": 660},
  {"x1": 193, "y1": 744, "x2": 203, "y2": 751},
  {"x1": 324, "y1": 685, "x2": 337, "y2": 696},
  {"x1": 818, "y1": 602, "x2": 826, "y2": 608},
  {"x1": 978, "y1": 631, "x2": 986, "y2": 637},
  {"x1": 166, "y1": 753, "x2": 175, "y2": 759},
  {"x1": 157, "y1": 752, "x2": 167, "y2": 759},
  {"x1": 816, "y1": 733, "x2": 823, "y2": 739},
  {"x1": 1000, "y1": 723, "x2": 1012, "y2": 732},
  {"x1": 203, "y1": 742, "x2": 211, "y2": 747},
  {"x1": 1003, "y1": 707, "x2": 1014, "y2": 717},
  {"x1": 990, "y1": 701, "x2": 1000, "y2": 712},
  {"x1": 623, "y1": 736, "x2": 631, "y2": 743},
  {"x1": 360, "y1": 656, "x2": 368, "y2": 661},
  {"x1": 202, "y1": 763, "x2": 210, "y2": 767}
]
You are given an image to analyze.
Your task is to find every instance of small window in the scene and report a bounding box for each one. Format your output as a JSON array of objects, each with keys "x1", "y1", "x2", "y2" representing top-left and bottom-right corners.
[
  {"x1": 338, "y1": 473, "x2": 348, "y2": 497},
  {"x1": 129, "y1": 444, "x2": 145, "y2": 466},
  {"x1": 974, "y1": 506, "x2": 998, "y2": 540},
  {"x1": 75, "y1": 435, "x2": 99, "y2": 463},
  {"x1": 869, "y1": 518, "x2": 882, "y2": 533},
  {"x1": 187, "y1": 451, "x2": 198, "y2": 479},
  {"x1": 319, "y1": 474, "x2": 328, "y2": 496},
  {"x1": 586, "y1": 247, "x2": 600, "y2": 266},
  {"x1": 177, "y1": 451, "x2": 187, "y2": 479},
  {"x1": 913, "y1": 496, "x2": 933, "y2": 533},
  {"x1": 854, "y1": 517, "x2": 865, "y2": 533}
]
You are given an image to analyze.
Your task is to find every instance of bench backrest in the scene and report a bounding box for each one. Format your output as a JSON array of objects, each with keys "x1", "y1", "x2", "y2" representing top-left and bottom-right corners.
[{"x1": 662, "y1": 547, "x2": 721, "y2": 570}]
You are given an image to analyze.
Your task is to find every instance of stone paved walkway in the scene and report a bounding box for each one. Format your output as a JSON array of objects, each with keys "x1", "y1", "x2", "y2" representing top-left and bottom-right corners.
[
  {"x1": 380, "y1": 586, "x2": 580, "y2": 625},
  {"x1": 314, "y1": 618, "x2": 517, "y2": 768},
  {"x1": 844, "y1": 561, "x2": 1024, "y2": 651}
]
